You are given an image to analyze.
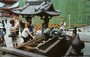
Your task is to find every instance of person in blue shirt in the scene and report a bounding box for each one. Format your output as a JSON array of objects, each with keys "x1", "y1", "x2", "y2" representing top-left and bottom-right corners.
[
  {"x1": 27, "y1": 19, "x2": 34, "y2": 40},
  {"x1": 29, "y1": 25, "x2": 34, "y2": 33}
]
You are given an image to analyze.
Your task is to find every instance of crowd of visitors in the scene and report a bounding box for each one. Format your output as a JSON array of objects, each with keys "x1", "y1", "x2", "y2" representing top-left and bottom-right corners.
[{"x1": 0, "y1": 16, "x2": 35, "y2": 48}]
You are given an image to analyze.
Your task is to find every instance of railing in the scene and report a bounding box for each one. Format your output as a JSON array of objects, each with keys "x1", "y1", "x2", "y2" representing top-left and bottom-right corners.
[
  {"x1": 34, "y1": 24, "x2": 88, "y2": 30},
  {"x1": 0, "y1": 47, "x2": 46, "y2": 57}
]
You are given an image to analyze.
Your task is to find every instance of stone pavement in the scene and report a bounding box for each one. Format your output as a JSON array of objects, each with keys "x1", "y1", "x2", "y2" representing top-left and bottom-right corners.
[{"x1": 4, "y1": 19, "x2": 13, "y2": 48}]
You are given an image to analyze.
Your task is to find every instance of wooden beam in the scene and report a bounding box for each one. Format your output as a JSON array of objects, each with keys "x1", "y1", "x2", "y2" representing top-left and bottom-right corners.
[
  {"x1": 16, "y1": 37, "x2": 42, "y2": 48},
  {"x1": 0, "y1": 47, "x2": 46, "y2": 57}
]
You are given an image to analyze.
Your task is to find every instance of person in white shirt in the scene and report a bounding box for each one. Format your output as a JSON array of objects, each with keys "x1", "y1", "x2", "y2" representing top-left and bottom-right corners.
[
  {"x1": 60, "y1": 19, "x2": 66, "y2": 31},
  {"x1": 9, "y1": 20, "x2": 18, "y2": 47},
  {"x1": 21, "y1": 24, "x2": 35, "y2": 43}
]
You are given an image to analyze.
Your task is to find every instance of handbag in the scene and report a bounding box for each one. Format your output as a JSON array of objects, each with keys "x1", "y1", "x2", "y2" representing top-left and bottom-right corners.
[{"x1": 9, "y1": 32, "x2": 16, "y2": 37}]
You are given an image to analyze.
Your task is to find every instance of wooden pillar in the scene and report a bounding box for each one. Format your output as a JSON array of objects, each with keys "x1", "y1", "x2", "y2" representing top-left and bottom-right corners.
[{"x1": 41, "y1": 15, "x2": 52, "y2": 35}]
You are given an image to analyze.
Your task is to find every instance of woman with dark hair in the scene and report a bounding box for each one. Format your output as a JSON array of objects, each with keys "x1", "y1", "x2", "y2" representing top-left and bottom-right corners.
[{"x1": 9, "y1": 20, "x2": 18, "y2": 47}]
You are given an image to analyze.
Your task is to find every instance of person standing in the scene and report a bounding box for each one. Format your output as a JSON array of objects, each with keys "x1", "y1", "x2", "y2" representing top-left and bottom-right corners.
[
  {"x1": 14, "y1": 16, "x2": 20, "y2": 36},
  {"x1": 60, "y1": 19, "x2": 66, "y2": 31},
  {"x1": 0, "y1": 21, "x2": 4, "y2": 44},
  {"x1": 9, "y1": 20, "x2": 18, "y2": 47}
]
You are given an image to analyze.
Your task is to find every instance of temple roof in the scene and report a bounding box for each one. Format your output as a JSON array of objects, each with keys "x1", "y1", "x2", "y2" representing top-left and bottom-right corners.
[
  {"x1": 0, "y1": 1, "x2": 19, "y2": 9},
  {"x1": 0, "y1": 0, "x2": 18, "y2": 4},
  {"x1": 0, "y1": 2, "x2": 5, "y2": 8},
  {"x1": 2, "y1": 1, "x2": 19, "y2": 9},
  {"x1": 12, "y1": 0, "x2": 60, "y2": 16},
  {"x1": 12, "y1": 3, "x2": 39, "y2": 15}
]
